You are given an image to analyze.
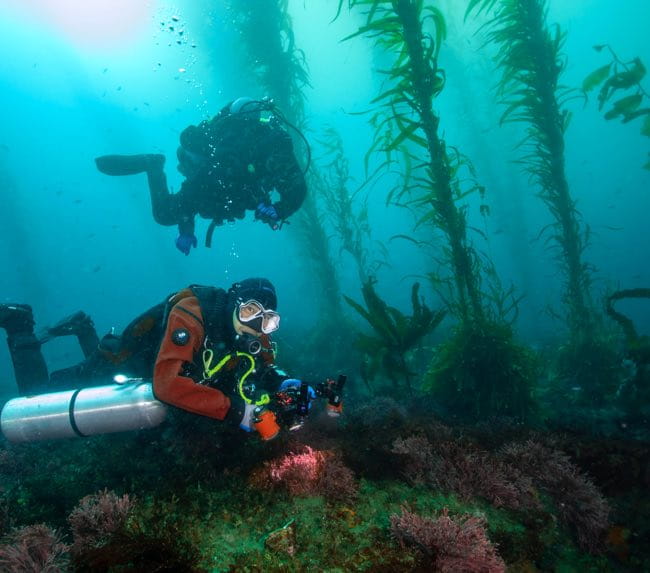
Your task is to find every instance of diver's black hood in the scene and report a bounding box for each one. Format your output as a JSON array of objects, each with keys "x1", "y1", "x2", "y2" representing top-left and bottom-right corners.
[
  {"x1": 227, "y1": 278, "x2": 277, "y2": 311},
  {"x1": 186, "y1": 282, "x2": 277, "y2": 349}
]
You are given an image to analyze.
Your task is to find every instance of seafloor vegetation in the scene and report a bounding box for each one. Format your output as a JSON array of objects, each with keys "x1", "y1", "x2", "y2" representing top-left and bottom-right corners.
[{"x1": 1, "y1": 401, "x2": 648, "y2": 571}]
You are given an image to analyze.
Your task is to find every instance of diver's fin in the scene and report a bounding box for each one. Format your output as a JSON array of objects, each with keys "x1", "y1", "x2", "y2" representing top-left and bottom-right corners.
[{"x1": 95, "y1": 154, "x2": 165, "y2": 176}]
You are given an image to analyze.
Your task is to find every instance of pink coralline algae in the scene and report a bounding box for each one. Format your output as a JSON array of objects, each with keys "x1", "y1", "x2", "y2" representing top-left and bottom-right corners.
[
  {"x1": 390, "y1": 506, "x2": 506, "y2": 573},
  {"x1": 252, "y1": 446, "x2": 358, "y2": 502}
]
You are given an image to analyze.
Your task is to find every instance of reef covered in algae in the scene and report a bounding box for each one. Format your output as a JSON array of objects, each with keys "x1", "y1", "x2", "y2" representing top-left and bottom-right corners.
[{"x1": 1, "y1": 403, "x2": 649, "y2": 571}]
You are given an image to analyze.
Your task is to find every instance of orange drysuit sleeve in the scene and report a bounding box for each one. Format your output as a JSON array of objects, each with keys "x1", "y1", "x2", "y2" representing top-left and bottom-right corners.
[{"x1": 153, "y1": 296, "x2": 232, "y2": 420}]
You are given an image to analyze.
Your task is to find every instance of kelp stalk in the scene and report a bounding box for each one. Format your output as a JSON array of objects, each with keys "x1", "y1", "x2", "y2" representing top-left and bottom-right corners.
[
  {"x1": 230, "y1": 0, "x2": 344, "y2": 317},
  {"x1": 319, "y1": 127, "x2": 376, "y2": 283},
  {"x1": 229, "y1": 0, "x2": 308, "y2": 117},
  {"x1": 467, "y1": 0, "x2": 593, "y2": 336},
  {"x1": 344, "y1": 0, "x2": 485, "y2": 324}
]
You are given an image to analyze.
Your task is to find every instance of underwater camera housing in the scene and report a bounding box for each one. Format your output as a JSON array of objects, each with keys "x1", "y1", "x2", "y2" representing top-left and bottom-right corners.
[{"x1": 273, "y1": 374, "x2": 347, "y2": 430}]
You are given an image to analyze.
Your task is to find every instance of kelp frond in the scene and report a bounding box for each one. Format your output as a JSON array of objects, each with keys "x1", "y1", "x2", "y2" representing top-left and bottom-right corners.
[
  {"x1": 232, "y1": 0, "x2": 345, "y2": 326},
  {"x1": 344, "y1": 279, "x2": 446, "y2": 393},
  {"x1": 583, "y1": 45, "x2": 650, "y2": 170},
  {"x1": 337, "y1": 1, "x2": 538, "y2": 416},
  {"x1": 230, "y1": 0, "x2": 310, "y2": 120},
  {"x1": 339, "y1": 0, "x2": 486, "y2": 324},
  {"x1": 425, "y1": 318, "x2": 538, "y2": 421},
  {"x1": 316, "y1": 127, "x2": 383, "y2": 282},
  {"x1": 296, "y1": 189, "x2": 343, "y2": 314},
  {"x1": 606, "y1": 288, "x2": 650, "y2": 349},
  {"x1": 467, "y1": 0, "x2": 595, "y2": 336}
]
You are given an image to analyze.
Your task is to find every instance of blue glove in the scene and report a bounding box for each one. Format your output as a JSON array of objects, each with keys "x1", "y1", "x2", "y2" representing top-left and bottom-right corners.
[
  {"x1": 175, "y1": 233, "x2": 197, "y2": 255},
  {"x1": 279, "y1": 379, "x2": 316, "y2": 409},
  {"x1": 255, "y1": 202, "x2": 280, "y2": 230}
]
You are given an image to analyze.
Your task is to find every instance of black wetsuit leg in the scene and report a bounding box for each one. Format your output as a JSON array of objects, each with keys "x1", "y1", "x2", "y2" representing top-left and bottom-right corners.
[
  {"x1": 45, "y1": 311, "x2": 101, "y2": 359},
  {"x1": 1, "y1": 305, "x2": 49, "y2": 394},
  {"x1": 7, "y1": 332, "x2": 49, "y2": 395},
  {"x1": 49, "y1": 352, "x2": 117, "y2": 389},
  {"x1": 76, "y1": 322, "x2": 101, "y2": 359},
  {"x1": 48, "y1": 302, "x2": 165, "y2": 390},
  {"x1": 147, "y1": 168, "x2": 187, "y2": 226}
]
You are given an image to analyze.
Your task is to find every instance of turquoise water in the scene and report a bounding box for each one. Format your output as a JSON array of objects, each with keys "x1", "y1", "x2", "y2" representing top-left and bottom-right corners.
[{"x1": 0, "y1": 1, "x2": 648, "y2": 391}]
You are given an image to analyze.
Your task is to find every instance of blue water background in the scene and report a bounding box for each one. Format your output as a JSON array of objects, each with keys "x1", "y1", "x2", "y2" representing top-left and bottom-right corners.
[{"x1": 0, "y1": 0, "x2": 648, "y2": 398}]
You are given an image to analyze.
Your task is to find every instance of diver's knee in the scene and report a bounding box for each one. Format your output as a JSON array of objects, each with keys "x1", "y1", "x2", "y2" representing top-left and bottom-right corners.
[{"x1": 152, "y1": 209, "x2": 178, "y2": 226}]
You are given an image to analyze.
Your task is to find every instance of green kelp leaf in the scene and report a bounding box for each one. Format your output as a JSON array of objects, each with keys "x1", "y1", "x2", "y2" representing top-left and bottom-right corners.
[
  {"x1": 432, "y1": 70, "x2": 446, "y2": 95},
  {"x1": 341, "y1": 16, "x2": 401, "y2": 42},
  {"x1": 598, "y1": 81, "x2": 615, "y2": 110},
  {"x1": 464, "y1": 0, "x2": 483, "y2": 19},
  {"x1": 386, "y1": 307, "x2": 409, "y2": 339},
  {"x1": 423, "y1": 5, "x2": 447, "y2": 60},
  {"x1": 641, "y1": 113, "x2": 650, "y2": 136},
  {"x1": 644, "y1": 153, "x2": 650, "y2": 170},
  {"x1": 370, "y1": 84, "x2": 407, "y2": 105},
  {"x1": 343, "y1": 295, "x2": 373, "y2": 326},
  {"x1": 464, "y1": 0, "x2": 498, "y2": 20},
  {"x1": 332, "y1": 0, "x2": 345, "y2": 23},
  {"x1": 389, "y1": 234, "x2": 429, "y2": 247},
  {"x1": 630, "y1": 57, "x2": 647, "y2": 80},
  {"x1": 604, "y1": 94, "x2": 643, "y2": 120},
  {"x1": 582, "y1": 64, "x2": 612, "y2": 92},
  {"x1": 605, "y1": 60, "x2": 646, "y2": 91},
  {"x1": 344, "y1": 294, "x2": 395, "y2": 344},
  {"x1": 355, "y1": 333, "x2": 384, "y2": 355},
  {"x1": 386, "y1": 121, "x2": 426, "y2": 151},
  {"x1": 415, "y1": 209, "x2": 439, "y2": 228},
  {"x1": 621, "y1": 107, "x2": 650, "y2": 124}
]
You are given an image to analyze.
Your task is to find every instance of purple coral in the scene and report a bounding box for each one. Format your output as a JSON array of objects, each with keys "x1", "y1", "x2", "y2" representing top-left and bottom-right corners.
[
  {"x1": 0, "y1": 523, "x2": 69, "y2": 572},
  {"x1": 390, "y1": 506, "x2": 506, "y2": 573}
]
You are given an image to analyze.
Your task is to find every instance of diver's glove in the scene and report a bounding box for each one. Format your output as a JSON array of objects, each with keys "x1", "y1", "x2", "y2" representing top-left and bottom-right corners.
[
  {"x1": 238, "y1": 402, "x2": 258, "y2": 432},
  {"x1": 175, "y1": 232, "x2": 197, "y2": 255},
  {"x1": 255, "y1": 202, "x2": 280, "y2": 230}
]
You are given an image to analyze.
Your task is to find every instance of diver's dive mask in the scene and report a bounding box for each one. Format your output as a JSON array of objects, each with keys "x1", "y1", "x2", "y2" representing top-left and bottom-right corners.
[{"x1": 238, "y1": 300, "x2": 280, "y2": 334}]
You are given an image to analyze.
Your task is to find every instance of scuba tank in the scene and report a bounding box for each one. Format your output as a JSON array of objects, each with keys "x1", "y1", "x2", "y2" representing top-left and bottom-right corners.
[{"x1": 1, "y1": 381, "x2": 167, "y2": 443}]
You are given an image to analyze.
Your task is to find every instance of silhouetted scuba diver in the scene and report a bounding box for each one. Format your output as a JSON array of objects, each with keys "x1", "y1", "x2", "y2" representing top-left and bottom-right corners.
[{"x1": 95, "y1": 97, "x2": 309, "y2": 254}]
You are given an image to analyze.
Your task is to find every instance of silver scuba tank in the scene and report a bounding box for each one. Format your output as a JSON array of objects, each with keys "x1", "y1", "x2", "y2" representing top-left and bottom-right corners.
[{"x1": 0, "y1": 381, "x2": 168, "y2": 443}]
